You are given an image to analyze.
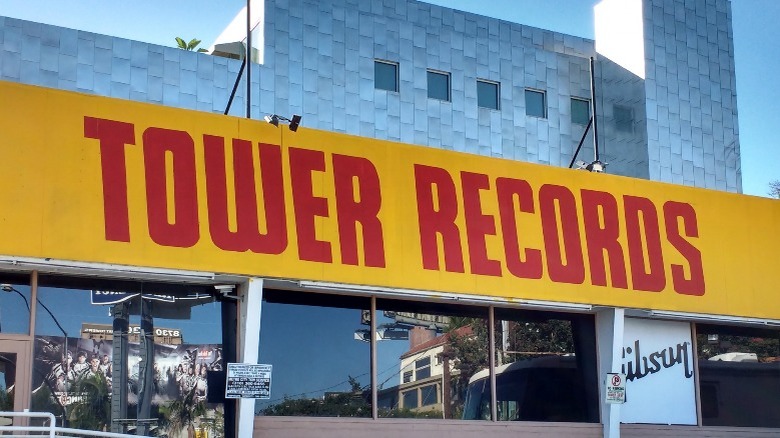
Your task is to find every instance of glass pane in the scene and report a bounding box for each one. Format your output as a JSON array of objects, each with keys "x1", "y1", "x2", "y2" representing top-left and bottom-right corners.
[
  {"x1": 1, "y1": 352, "x2": 17, "y2": 412},
  {"x1": 696, "y1": 325, "x2": 780, "y2": 427},
  {"x1": 614, "y1": 105, "x2": 633, "y2": 132},
  {"x1": 376, "y1": 300, "x2": 488, "y2": 419},
  {"x1": 525, "y1": 89, "x2": 546, "y2": 118},
  {"x1": 257, "y1": 290, "x2": 371, "y2": 417},
  {"x1": 427, "y1": 71, "x2": 450, "y2": 101},
  {"x1": 571, "y1": 98, "x2": 590, "y2": 125},
  {"x1": 402, "y1": 389, "x2": 418, "y2": 410},
  {"x1": 477, "y1": 80, "x2": 499, "y2": 109},
  {"x1": 420, "y1": 384, "x2": 438, "y2": 407},
  {"x1": 375, "y1": 61, "x2": 398, "y2": 92},
  {"x1": 0, "y1": 274, "x2": 32, "y2": 335},
  {"x1": 32, "y1": 276, "x2": 223, "y2": 436},
  {"x1": 475, "y1": 310, "x2": 598, "y2": 423}
]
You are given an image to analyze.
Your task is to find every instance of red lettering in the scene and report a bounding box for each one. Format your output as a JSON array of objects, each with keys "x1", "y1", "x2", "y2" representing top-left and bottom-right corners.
[
  {"x1": 84, "y1": 117, "x2": 134, "y2": 242},
  {"x1": 624, "y1": 196, "x2": 665, "y2": 292},
  {"x1": 496, "y1": 178, "x2": 543, "y2": 279},
  {"x1": 142, "y1": 127, "x2": 199, "y2": 248},
  {"x1": 664, "y1": 201, "x2": 705, "y2": 295},
  {"x1": 414, "y1": 165, "x2": 464, "y2": 272},
  {"x1": 289, "y1": 147, "x2": 332, "y2": 263},
  {"x1": 581, "y1": 190, "x2": 628, "y2": 288},
  {"x1": 332, "y1": 154, "x2": 385, "y2": 267},
  {"x1": 539, "y1": 185, "x2": 585, "y2": 284},
  {"x1": 461, "y1": 172, "x2": 501, "y2": 276},
  {"x1": 203, "y1": 136, "x2": 287, "y2": 254}
]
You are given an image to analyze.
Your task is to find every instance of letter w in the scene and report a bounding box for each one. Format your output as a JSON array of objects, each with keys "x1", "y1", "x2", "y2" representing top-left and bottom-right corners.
[{"x1": 204, "y1": 136, "x2": 287, "y2": 254}]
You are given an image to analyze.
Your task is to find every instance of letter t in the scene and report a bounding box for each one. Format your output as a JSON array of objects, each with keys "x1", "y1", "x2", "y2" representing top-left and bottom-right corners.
[{"x1": 84, "y1": 117, "x2": 135, "y2": 242}]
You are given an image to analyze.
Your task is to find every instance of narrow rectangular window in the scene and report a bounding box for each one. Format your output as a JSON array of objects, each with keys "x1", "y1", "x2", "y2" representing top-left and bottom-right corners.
[
  {"x1": 571, "y1": 97, "x2": 590, "y2": 125},
  {"x1": 477, "y1": 80, "x2": 500, "y2": 110},
  {"x1": 427, "y1": 70, "x2": 451, "y2": 101},
  {"x1": 415, "y1": 356, "x2": 431, "y2": 380},
  {"x1": 375, "y1": 60, "x2": 398, "y2": 92},
  {"x1": 525, "y1": 89, "x2": 546, "y2": 118},
  {"x1": 614, "y1": 104, "x2": 634, "y2": 133}
]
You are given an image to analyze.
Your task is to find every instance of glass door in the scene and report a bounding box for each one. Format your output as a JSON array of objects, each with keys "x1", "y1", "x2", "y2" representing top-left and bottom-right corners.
[{"x1": 0, "y1": 339, "x2": 30, "y2": 427}]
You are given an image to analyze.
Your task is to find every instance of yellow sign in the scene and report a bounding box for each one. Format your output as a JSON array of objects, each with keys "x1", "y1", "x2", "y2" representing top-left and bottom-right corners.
[{"x1": 1, "y1": 82, "x2": 779, "y2": 319}]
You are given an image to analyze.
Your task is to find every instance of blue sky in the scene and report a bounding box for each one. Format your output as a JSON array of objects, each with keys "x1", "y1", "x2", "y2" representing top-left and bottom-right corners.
[{"x1": 1, "y1": 0, "x2": 777, "y2": 197}]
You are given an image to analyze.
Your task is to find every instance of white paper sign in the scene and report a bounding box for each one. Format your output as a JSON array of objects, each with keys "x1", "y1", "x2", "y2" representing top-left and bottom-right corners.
[{"x1": 225, "y1": 363, "x2": 272, "y2": 399}]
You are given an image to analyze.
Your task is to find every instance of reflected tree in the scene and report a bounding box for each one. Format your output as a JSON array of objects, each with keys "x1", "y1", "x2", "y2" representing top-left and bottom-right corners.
[
  {"x1": 68, "y1": 373, "x2": 111, "y2": 431},
  {"x1": 261, "y1": 375, "x2": 371, "y2": 418},
  {"x1": 159, "y1": 386, "x2": 207, "y2": 438},
  {"x1": 770, "y1": 180, "x2": 780, "y2": 199},
  {"x1": 0, "y1": 387, "x2": 12, "y2": 411},
  {"x1": 697, "y1": 334, "x2": 780, "y2": 361}
]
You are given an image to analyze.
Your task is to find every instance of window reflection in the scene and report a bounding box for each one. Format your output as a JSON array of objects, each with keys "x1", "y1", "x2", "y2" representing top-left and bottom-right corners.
[
  {"x1": 571, "y1": 98, "x2": 590, "y2": 125},
  {"x1": 0, "y1": 274, "x2": 32, "y2": 335},
  {"x1": 376, "y1": 300, "x2": 488, "y2": 419},
  {"x1": 257, "y1": 290, "x2": 371, "y2": 417},
  {"x1": 477, "y1": 80, "x2": 499, "y2": 110},
  {"x1": 427, "y1": 70, "x2": 451, "y2": 101},
  {"x1": 696, "y1": 324, "x2": 780, "y2": 427},
  {"x1": 525, "y1": 89, "x2": 546, "y2": 118},
  {"x1": 375, "y1": 60, "x2": 399, "y2": 92},
  {"x1": 463, "y1": 310, "x2": 598, "y2": 423},
  {"x1": 614, "y1": 104, "x2": 634, "y2": 133},
  {"x1": 30, "y1": 276, "x2": 224, "y2": 437}
]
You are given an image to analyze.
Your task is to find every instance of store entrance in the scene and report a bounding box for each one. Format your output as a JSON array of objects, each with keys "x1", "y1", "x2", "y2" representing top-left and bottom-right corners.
[{"x1": 0, "y1": 339, "x2": 31, "y2": 426}]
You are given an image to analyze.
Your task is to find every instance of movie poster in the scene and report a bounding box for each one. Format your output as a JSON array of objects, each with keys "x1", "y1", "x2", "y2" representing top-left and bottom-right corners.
[{"x1": 31, "y1": 335, "x2": 224, "y2": 436}]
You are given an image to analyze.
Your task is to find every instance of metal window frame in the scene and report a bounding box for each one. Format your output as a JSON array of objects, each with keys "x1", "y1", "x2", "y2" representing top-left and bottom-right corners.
[
  {"x1": 374, "y1": 59, "x2": 399, "y2": 92},
  {"x1": 427, "y1": 69, "x2": 451, "y2": 102},
  {"x1": 477, "y1": 79, "x2": 500, "y2": 110},
  {"x1": 524, "y1": 88, "x2": 547, "y2": 118}
]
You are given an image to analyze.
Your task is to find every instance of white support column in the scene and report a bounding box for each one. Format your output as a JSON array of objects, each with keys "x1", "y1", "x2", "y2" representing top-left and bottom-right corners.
[
  {"x1": 237, "y1": 277, "x2": 263, "y2": 438},
  {"x1": 596, "y1": 308, "x2": 625, "y2": 438}
]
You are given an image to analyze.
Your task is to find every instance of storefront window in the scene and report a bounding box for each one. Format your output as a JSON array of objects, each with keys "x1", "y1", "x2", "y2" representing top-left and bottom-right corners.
[
  {"x1": 376, "y1": 299, "x2": 488, "y2": 419},
  {"x1": 0, "y1": 273, "x2": 32, "y2": 335},
  {"x1": 256, "y1": 290, "x2": 371, "y2": 417},
  {"x1": 31, "y1": 275, "x2": 224, "y2": 437},
  {"x1": 463, "y1": 309, "x2": 599, "y2": 423},
  {"x1": 696, "y1": 324, "x2": 780, "y2": 427}
]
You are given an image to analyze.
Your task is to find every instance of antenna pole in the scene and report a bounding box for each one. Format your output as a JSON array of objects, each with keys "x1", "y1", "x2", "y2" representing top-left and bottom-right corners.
[
  {"x1": 589, "y1": 57, "x2": 600, "y2": 162},
  {"x1": 246, "y1": 0, "x2": 251, "y2": 118}
]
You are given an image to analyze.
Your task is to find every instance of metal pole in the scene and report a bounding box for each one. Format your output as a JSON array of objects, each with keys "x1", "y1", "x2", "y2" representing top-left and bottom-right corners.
[
  {"x1": 488, "y1": 307, "x2": 497, "y2": 422},
  {"x1": 110, "y1": 302, "x2": 129, "y2": 434},
  {"x1": 246, "y1": 0, "x2": 251, "y2": 119},
  {"x1": 589, "y1": 57, "x2": 600, "y2": 162},
  {"x1": 136, "y1": 299, "x2": 154, "y2": 436},
  {"x1": 568, "y1": 117, "x2": 593, "y2": 168},
  {"x1": 370, "y1": 297, "x2": 378, "y2": 419},
  {"x1": 224, "y1": 57, "x2": 246, "y2": 115}
]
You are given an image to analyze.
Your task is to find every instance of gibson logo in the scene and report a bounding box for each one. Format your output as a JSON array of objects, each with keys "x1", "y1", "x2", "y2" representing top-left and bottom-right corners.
[{"x1": 621, "y1": 339, "x2": 694, "y2": 381}]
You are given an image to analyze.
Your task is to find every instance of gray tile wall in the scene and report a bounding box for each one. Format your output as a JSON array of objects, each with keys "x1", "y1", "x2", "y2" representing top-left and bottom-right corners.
[
  {"x1": 258, "y1": 0, "x2": 596, "y2": 168},
  {"x1": 0, "y1": 15, "x2": 256, "y2": 117},
  {"x1": 0, "y1": 0, "x2": 742, "y2": 191},
  {"x1": 642, "y1": 0, "x2": 741, "y2": 192}
]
